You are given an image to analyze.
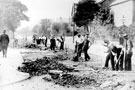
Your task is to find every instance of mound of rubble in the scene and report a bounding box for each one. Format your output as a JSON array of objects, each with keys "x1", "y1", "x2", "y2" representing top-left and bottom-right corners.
[
  {"x1": 18, "y1": 57, "x2": 74, "y2": 76},
  {"x1": 18, "y1": 55, "x2": 108, "y2": 88},
  {"x1": 24, "y1": 43, "x2": 39, "y2": 48},
  {"x1": 43, "y1": 70, "x2": 108, "y2": 88}
]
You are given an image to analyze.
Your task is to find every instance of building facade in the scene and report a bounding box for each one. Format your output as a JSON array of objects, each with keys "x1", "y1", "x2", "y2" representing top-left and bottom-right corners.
[{"x1": 110, "y1": 0, "x2": 134, "y2": 26}]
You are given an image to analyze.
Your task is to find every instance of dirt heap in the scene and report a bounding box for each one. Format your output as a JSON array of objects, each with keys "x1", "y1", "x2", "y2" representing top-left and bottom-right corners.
[
  {"x1": 18, "y1": 55, "x2": 108, "y2": 88},
  {"x1": 43, "y1": 70, "x2": 107, "y2": 88},
  {"x1": 18, "y1": 56, "x2": 74, "y2": 76},
  {"x1": 25, "y1": 43, "x2": 39, "y2": 49}
]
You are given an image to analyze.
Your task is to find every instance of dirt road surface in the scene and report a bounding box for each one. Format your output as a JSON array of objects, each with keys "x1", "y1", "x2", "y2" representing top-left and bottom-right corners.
[{"x1": 1, "y1": 37, "x2": 135, "y2": 90}]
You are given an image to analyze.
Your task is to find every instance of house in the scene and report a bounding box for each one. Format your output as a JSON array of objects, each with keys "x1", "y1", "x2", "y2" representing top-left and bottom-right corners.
[{"x1": 110, "y1": 0, "x2": 134, "y2": 26}]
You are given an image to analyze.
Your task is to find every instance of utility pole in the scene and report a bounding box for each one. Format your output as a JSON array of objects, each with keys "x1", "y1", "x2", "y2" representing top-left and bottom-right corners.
[
  {"x1": 71, "y1": 3, "x2": 77, "y2": 43},
  {"x1": 133, "y1": 0, "x2": 135, "y2": 23}
]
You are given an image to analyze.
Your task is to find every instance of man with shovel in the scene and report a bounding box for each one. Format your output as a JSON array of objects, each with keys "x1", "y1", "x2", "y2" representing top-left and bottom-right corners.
[{"x1": 103, "y1": 39, "x2": 116, "y2": 70}]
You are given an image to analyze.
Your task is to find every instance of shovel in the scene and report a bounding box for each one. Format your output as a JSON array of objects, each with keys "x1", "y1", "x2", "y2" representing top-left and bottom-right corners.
[{"x1": 114, "y1": 53, "x2": 122, "y2": 69}]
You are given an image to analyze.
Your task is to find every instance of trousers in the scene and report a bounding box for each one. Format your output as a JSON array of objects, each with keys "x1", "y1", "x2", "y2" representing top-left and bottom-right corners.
[{"x1": 104, "y1": 52, "x2": 115, "y2": 70}]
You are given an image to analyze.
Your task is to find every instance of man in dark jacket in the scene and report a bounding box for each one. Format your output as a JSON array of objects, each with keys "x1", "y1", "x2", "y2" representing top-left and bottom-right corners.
[
  {"x1": 59, "y1": 35, "x2": 65, "y2": 50},
  {"x1": 50, "y1": 36, "x2": 56, "y2": 51},
  {"x1": 0, "y1": 30, "x2": 10, "y2": 58},
  {"x1": 82, "y1": 34, "x2": 91, "y2": 61}
]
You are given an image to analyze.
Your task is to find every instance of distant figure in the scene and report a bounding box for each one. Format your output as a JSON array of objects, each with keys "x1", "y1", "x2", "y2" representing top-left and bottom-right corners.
[
  {"x1": 59, "y1": 35, "x2": 65, "y2": 50},
  {"x1": 14, "y1": 38, "x2": 18, "y2": 48},
  {"x1": 0, "y1": 30, "x2": 10, "y2": 58},
  {"x1": 32, "y1": 34, "x2": 37, "y2": 44},
  {"x1": 45, "y1": 36, "x2": 48, "y2": 47},
  {"x1": 36, "y1": 36, "x2": 41, "y2": 45},
  {"x1": 50, "y1": 36, "x2": 56, "y2": 51},
  {"x1": 42, "y1": 35, "x2": 47, "y2": 47}
]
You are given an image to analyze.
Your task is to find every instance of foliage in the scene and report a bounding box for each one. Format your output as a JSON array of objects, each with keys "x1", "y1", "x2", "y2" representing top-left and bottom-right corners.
[
  {"x1": 40, "y1": 19, "x2": 52, "y2": 35},
  {"x1": 128, "y1": 23, "x2": 135, "y2": 40},
  {"x1": 97, "y1": 7, "x2": 114, "y2": 26},
  {"x1": 62, "y1": 23, "x2": 71, "y2": 34},
  {"x1": 0, "y1": 0, "x2": 29, "y2": 32},
  {"x1": 32, "y1": 19, "x2": 52, "y2": 38},
  {"x1": 73, "y1": 0, "x2": 114, "y2": 28},
  {"x1": 32, "y1": 19, "x2": 72, "y2": 37},
  {"x1": 73, "y1": 0, "x2": 100, "y2": 27},
  {"x1": 52, "y1": 22, "x2": 61, "y2": 34},
  {"x1": 32, "y1": 25, "x2": 41, "y2": 34},
  {"x1": 52, "y1": 22, "x2": 72, "y2": 36}
]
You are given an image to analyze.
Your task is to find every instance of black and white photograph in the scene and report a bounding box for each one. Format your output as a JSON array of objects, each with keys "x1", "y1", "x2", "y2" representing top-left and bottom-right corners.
[{"x1": 0, "y1": 0, "x2": 135, "y2": 90}]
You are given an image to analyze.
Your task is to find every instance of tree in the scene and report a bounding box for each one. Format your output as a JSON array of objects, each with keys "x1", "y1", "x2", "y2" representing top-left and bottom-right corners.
[
  {"x1": 97, "y1": 0, "x2": 114, "y2": 26},
  {"x1": 40, "y1": 19, "x2": 52, "y2": 36},
  {"x1": 52, "y1": 22, "x2": 61, "y2": 35},
  {"x1": 52, "y1": 22, "x2": 72, "y2": 36},
  {"x1": 73, "y1": 0, "x2": 114, "y2": 31},
  {"x1": 73, "y1": 0, "x2": 100, "y2": 28},
  {"x1": 32, "y1": 19, "x2": 52, "y2": 38},
  {"x1": 127, "y1": 24, "x2": 135, "y2": 40},
  {"x1": 0, "y1": 0, "x2": 29, "y2": 40},
  {"x1": 63, "y1": 23, "x2": 71, "y2": 33},
  {"x1": 32, "y1": 25, "x2": 41, "y2": 34},
  {"x1": 0, "y1": 0, "x2": 29, "y2": 32}
]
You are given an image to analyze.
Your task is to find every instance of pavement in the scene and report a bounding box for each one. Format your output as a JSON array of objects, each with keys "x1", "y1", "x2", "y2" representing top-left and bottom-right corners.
[{"x1": 0, "y1": 48, "x2": 29, "y2": 87}]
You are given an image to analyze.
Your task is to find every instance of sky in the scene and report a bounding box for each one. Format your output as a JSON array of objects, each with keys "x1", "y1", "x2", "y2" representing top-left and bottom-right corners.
[
  {"x1": 18, "y1": 0, "x2": 80, "y2": 30},
  {"x1": 18, "y1": 0, "x2": 132, "y2": 31}
]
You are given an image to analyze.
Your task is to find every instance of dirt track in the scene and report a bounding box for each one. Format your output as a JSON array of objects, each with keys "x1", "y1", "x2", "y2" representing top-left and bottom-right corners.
[{"x1": 1, "y1": 37, "x2": 135, "y2": 90}]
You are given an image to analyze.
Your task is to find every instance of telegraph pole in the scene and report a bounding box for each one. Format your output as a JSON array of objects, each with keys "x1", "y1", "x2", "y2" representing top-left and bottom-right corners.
[{"x1": 71, "y1": 3, "x2": 77, "y2": 43}]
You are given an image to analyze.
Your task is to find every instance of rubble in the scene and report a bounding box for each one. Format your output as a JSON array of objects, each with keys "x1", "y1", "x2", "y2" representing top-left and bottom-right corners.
[
  {"x1": 25, "y1": 43, "x2": 39, "y2": 49},
  {"x1": 18, "y1": 56, "x2": 75, "y2": 76},
  {"x1": 18, "y1": 52, "x2": 108, "y2": 88},
  {"x1": 19, "y1": 48, "x2": 135, "y2": 89}
]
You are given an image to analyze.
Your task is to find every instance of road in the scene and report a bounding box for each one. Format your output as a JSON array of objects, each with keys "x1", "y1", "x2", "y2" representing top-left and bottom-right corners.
[
  {"x1": 1, "y1": 37, "x2": 135, "y2": 90},
  {"x1": 0, "y1": 48, "x2": 29, "y2": 88}
]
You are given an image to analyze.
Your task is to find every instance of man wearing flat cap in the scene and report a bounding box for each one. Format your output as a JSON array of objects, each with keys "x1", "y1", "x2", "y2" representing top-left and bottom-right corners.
[{"x1": 123, "y1": 34, "x2": 133, "y2": 71}]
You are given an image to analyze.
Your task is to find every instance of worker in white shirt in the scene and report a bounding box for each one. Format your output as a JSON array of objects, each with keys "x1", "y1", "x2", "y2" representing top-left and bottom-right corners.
[
  {"x1": 75, "y1": 34, "x2": 84, "y2": 60},
  {"x1": 42, "y1": 35, "x2": 47, "y2": 47}
]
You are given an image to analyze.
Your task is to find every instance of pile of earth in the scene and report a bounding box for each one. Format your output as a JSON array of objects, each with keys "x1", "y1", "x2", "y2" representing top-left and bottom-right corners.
[
  {"x1": 24, "y1": 43, "x2": 51, "y2": 50},
  {"x1": 24, "y1": 43, "x2": 39, "y2": 49},
  {"x1": 54, "y1": 49, "x2": 85, "y2": 62},
  {"x1": 18, "y1": 56, "x2": 75, "y2": 76},
  {"x1": 18, "y1": 55, "x2": 108, "y2": 88},
  {"x1": 43, "y1": 70, "x2": 107, "y2": 88},
  {"x1": 52, "y1": 50, "x2": 74, "y2": 61}
]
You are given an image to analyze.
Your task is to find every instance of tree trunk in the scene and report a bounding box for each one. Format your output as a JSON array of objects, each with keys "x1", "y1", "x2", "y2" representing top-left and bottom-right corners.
[
  {"x1": 84, "y1": 25, "x2": 90, "y2": 33},
  {"x1": 13, "y1": 31, "x2": 15, "y2": 48}
]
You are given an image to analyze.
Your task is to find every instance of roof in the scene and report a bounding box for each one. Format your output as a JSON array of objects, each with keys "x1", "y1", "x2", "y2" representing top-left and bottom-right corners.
[
  {"x1": 99, "y1": 0, "x2": 115, "y2": 7},
  {"x1": 110, "y1": 0, "x2": 132, "y2": 7}
]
